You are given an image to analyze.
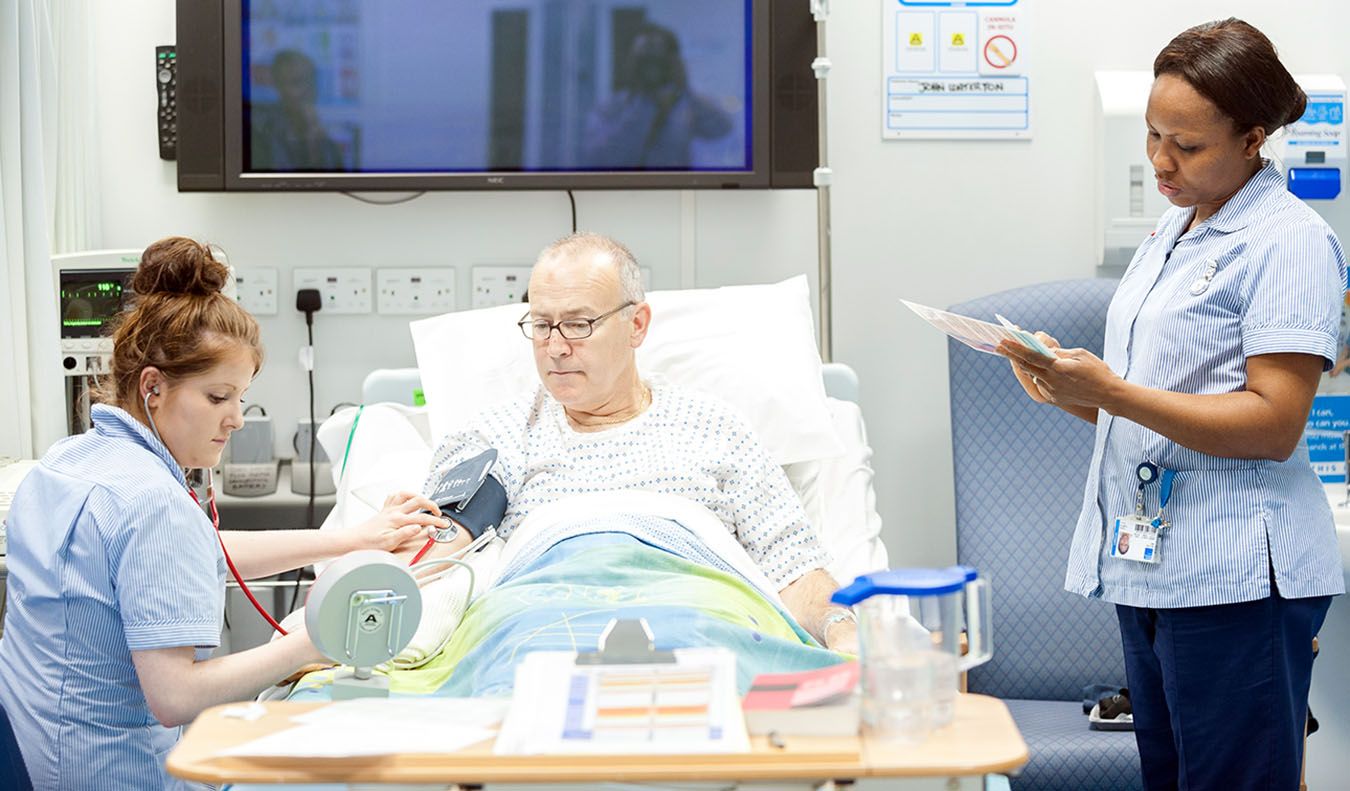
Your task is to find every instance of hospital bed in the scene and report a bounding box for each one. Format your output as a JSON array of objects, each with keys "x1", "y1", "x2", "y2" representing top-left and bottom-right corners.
[{"x1": 168, "y1": 277, "x2": 1027, "y2": 788}]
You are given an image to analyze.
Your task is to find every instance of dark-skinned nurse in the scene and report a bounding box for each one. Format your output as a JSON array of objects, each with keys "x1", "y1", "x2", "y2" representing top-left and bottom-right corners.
[{"x1": 999, "y1": 19, "x2": 1343, "y2": 791}]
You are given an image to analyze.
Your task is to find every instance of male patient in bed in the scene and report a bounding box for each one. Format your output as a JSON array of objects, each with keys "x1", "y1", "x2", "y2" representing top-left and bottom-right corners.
[{"x1": 418, "y1": 232, "x2": 857, "y2": 656}]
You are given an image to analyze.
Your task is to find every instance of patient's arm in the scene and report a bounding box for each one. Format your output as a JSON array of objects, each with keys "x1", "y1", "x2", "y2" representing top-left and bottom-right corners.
[{"x1": 780, "y1": 568, "x2": 858, "y2": 654}]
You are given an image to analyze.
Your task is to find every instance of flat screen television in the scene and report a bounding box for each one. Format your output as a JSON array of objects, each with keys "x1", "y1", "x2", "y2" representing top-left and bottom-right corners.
[{"x1": 176, "y1": 0, "x2": 819, "y2": 191}]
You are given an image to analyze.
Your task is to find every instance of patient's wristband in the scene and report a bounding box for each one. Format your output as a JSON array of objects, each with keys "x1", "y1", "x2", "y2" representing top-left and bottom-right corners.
[{"x1": 821, "y1": 608, "x2": 857, "y2": 643}]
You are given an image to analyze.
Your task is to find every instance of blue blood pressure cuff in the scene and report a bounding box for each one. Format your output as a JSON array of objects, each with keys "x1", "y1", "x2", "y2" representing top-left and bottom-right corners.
[{"x1": 425, "y1": 448, "x2": 508, "y2": 539}]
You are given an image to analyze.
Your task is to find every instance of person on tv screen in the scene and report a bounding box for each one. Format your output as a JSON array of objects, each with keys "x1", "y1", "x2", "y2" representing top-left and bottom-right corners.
[
  {"x1": 250, "y1": 49, "x2": 345, "y2": 172},
  {"x1": 581, "y1": 25, "x2": 734, "y2": 170}
]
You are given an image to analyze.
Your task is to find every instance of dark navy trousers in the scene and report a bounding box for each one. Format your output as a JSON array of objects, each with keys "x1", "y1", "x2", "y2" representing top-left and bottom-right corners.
[{"x1": 1116, "y1": 594, "x2": 1332, "y2": 791}]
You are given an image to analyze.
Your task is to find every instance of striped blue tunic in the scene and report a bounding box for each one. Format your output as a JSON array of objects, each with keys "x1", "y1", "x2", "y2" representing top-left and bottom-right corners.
[
  {"x1": 0, "y1": 404, "x2": 225, "y2": 789},
  {"x1": 1065, "y1": 160, "x2": 1348, "y2": 608}
]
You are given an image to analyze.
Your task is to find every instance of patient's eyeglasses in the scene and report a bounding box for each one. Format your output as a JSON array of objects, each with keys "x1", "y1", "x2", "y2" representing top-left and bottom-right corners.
[{"x1": 518, "y1": 302, "x2": 635, "y2": 341}]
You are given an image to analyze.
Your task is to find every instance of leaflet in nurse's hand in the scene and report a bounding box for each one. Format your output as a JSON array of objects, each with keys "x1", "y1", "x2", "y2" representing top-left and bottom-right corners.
[
  {"x1": 900, "y1": 299, "x2": 1054, "y2": 358},
  {"x1": 994, "y1": 314, "x2": 1055, "y2": 357}
]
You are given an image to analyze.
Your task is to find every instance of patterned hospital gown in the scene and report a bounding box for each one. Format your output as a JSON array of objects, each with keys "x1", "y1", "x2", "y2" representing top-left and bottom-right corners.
[{"x1": 423, "y1": 381, "x2": 829, "y2": 588}]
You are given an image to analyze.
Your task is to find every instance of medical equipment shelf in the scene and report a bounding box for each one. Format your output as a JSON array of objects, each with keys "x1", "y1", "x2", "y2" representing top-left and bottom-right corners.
[
  {"x1": 167, "y1": 694, "x2": 1026, "y2": 785},
  {"x1": 214, "y1": 461, "x2": 335, "y2": 531}
]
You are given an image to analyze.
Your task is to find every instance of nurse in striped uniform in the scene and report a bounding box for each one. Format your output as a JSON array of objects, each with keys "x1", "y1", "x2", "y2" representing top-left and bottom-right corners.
[
  {"x1": 1000, "y1": 19, "x2": 1344, "y2": 791},
  {"x1": 0, "y1": 238, "x2": 442, "y2": 789}
]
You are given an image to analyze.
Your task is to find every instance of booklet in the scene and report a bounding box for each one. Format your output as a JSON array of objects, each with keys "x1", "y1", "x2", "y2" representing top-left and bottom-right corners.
[
  {"x1": 901, "y1": 299, "x2": 1054, "y2": 358},
  {"x1": 741, "y1": 660, "x2": 860, "y2": 737}
]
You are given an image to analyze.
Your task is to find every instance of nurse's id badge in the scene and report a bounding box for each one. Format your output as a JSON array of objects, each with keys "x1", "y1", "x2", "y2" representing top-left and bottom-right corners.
[
  {"x1": 1111, "y1": 462, "x2": 1174, "y2": 565},
  {"x1": 1111, "y1": 516, "x2": 1160, "y2": 564}
]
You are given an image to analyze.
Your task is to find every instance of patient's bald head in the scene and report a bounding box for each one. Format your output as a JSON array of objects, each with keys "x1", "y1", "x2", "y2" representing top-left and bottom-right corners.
[
  {"x1": 534, "y1": 233, "x2": 644, "y2": 307},
  {"x1": 526, "y1": 233, "x2": 651, "y2": 416}
]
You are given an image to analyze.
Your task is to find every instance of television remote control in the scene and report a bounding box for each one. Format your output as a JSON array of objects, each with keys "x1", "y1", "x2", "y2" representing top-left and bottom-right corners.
[{"x1": 156, "y1": 45, "x2": 177, "y2": 160}]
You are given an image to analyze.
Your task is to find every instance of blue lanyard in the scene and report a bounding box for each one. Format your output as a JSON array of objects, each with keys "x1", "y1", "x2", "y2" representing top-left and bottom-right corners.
[
  {"x1": 1134, "y1": 462, "x2": 1174, "y2": 525},
  {"x1": 1158, "y1": 468, "x2": 1175, "y2": 511}
]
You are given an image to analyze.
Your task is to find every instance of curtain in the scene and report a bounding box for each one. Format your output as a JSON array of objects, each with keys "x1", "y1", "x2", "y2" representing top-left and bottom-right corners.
[{"x1": 0, "y1": 0, "x2": 96, "y2": 459}]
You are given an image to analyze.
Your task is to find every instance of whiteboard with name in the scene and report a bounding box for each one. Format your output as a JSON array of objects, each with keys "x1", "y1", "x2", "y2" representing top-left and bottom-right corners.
[{"x1": 882, "y1": 0, "x2": 1032, "y2": 140}]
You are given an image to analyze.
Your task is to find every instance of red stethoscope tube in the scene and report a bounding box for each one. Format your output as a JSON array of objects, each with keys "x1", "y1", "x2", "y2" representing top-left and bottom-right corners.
[
  {"x1": 409, "y1": 517, "x2": 456, "y2": 566},
  {"x1": 189, "y1": 485, "x2": 289, "y2": 636},
  {"x1": 409, "y1": 537, "x2": 437, "y2": 566}
]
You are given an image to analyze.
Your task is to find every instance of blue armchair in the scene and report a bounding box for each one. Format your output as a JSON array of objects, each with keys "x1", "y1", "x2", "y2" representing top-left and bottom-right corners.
[{"x1": 948, "y1": 279, "x2": 1142, "y2": 791}]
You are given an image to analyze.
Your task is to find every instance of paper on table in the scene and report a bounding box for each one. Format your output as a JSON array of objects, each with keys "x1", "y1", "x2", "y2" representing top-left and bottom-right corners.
[
  {"x1": 290, "y1": 697, "x2": 508, "y2": 729},
  {"x1": 900, "y1": 299, "x2": 1053, "y2": 358},
  {"x1": 496, "y1": 647, "x2": 750, "y2": 755},
  {"x1": 221, "y1": 698, "x2": 504, "y2": 758}
]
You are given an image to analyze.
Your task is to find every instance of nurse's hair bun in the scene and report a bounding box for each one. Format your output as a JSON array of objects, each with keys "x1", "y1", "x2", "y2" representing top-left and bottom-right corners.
[{"x1": 131, "y1": 236, "x2": 230, "y2": 298}]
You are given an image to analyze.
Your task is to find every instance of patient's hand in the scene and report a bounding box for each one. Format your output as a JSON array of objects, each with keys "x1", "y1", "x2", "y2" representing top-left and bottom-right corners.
[{"x1": 338, "y1": 492, "x2": 446, "y2": 555}]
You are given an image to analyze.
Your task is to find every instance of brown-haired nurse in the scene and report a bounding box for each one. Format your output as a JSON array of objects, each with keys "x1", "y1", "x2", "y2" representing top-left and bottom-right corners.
[
  {"x1": 0, "y1": 237, "x2": 445, "y2": 789},
  {"x1": 1000, "y1": 20, "x2": 1343, "y2": 790}
]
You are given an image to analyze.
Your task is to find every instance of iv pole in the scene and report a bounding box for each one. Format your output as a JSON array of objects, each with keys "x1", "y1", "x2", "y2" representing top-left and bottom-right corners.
[{"x1": 811, "y1": 0, "x2": 833, "y2": 362}]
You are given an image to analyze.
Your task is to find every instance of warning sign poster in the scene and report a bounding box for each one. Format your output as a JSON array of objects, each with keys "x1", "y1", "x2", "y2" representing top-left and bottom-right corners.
[{"x1": 882, "y1": 0, "x2": 1032, "y2": 140}]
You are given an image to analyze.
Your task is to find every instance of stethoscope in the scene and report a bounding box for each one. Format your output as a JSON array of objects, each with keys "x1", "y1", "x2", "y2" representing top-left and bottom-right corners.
[{"x1": 144, "y1": 387, "x2": 289, "y2": 635}]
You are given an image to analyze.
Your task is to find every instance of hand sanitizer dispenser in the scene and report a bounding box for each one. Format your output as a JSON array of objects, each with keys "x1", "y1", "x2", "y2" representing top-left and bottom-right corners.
[{"x1": 1282, "y1": 75, "x2": 1347, "y2": 204}]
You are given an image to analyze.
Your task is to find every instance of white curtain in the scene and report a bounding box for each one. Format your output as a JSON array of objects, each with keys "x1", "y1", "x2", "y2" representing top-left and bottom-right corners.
[
  {"x1": 48, "y1": 0, "x2": 100, "y2": 253},
  {"x1": 0, "y1": 0, "x2": 100, "y2": 458}
]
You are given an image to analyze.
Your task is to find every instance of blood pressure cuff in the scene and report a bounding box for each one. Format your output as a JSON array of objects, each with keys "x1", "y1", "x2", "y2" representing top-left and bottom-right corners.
[{"x1": 425, "y1": 448, "x2": 508, "y2": 539}]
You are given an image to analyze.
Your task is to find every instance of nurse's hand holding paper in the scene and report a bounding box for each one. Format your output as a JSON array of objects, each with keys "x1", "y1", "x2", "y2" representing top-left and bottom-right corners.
[{"x1": 997, "y1": 333, "x2": 1121, "y2": 420}]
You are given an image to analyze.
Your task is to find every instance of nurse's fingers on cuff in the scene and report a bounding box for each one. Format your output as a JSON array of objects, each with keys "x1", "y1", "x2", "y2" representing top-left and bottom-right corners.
[
  {"x1": 405, "y1": 508, "x2": 448, "y2": 525},
  {"x1": 395, "y1": 495, "x2": 439, "y2": 514},
  {"x1": 384, "y1": 491, "x2": 420, "y2": 508}
]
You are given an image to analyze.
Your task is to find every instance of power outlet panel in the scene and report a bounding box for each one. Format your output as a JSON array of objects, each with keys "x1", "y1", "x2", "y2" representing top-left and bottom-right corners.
[
  {"x1": 471, "y1": 266, "x2": 532, "y2": 308},
  {"x1": 234, "y1": 267, "x2": 279, "y2": 315},
  {"x1": 293, "y1": 268, "x2": 372, "y2": 314},
  {"x1": 376, "y1": 268, "x2": 456, "y2": 315}
]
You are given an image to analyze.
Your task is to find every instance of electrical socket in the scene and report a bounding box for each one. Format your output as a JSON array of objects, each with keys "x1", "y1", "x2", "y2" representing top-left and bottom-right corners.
[
  {"x1": 471, "y1": 265, "x2": 532, "y2": 308},
  {"x1": 234, "y1": 267, "x2": 279, "y2": 315},
  {"x1": 293, "y1": 267, "x2": 372, "y2": 314},
  {"x1": 376, "y1": 267, "x2": 456, "y2": 315}
]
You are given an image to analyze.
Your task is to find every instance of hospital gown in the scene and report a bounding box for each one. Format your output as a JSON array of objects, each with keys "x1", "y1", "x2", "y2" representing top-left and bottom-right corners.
[{"x1": 424, "y1": 381, "x2": 829, "y2": 588}]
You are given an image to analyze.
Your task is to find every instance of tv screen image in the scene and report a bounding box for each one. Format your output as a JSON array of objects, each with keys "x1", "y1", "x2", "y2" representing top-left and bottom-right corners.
[
  {"x1": 175, "y1": 0, "x2": 817, "y2": 191},
  {"x1": 243, "y1": 0, "x2": 752, "y2": 176}
]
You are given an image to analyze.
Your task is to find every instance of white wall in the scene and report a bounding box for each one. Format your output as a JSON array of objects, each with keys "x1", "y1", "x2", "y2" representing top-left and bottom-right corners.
[
  {"x1": 830, "y1": 0, "x2": 1350, "y2": 572},
  {"x1": 90, "y1": 0, "x2": 819, "y2": 467},
  {"x1": 93, "y1": 0, "x2": 1350, "y2": 539},
  {"x1": 92, "y1": 0, "x2": 1350, "y2": 558},
  {"x1": 78, "y1": 0, "x2": 1350, "y2": 785}
]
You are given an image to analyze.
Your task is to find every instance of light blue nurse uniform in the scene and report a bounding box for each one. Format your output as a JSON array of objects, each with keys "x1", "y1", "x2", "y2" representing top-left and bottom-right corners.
[
  {"x1": 1064, "y1": 160, "x2": 1347, "y2": 608},
  {"x1": 0, "y1": 404, "x2": 225, "y2": 789}
]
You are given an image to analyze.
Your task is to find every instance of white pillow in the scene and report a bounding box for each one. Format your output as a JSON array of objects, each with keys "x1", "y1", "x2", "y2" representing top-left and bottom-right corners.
[{"x1": 409, "y1": 275, "x2": 842, "y2": 465}]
